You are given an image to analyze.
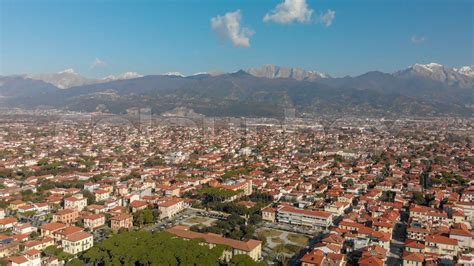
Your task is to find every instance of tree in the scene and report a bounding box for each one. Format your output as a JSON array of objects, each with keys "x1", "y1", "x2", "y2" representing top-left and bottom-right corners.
[
  {"x1": 65, "y1": 259, "x2": 84, "y2": 266},
  {"x1": 80, "y1": 231, "x2": 227, "y2": 265},
  {"x1": 229, "y1": 254, "x2": 265, "y2": 266},
  {"x1": 346, "y1": 179, "x2": 354, "y2": 187},
  {"x1": 248, "y1": 214, "x2": 262, "y2": 225},
  {"x1": 82, "y1": 190, "x2": 96, "y2": 205}
]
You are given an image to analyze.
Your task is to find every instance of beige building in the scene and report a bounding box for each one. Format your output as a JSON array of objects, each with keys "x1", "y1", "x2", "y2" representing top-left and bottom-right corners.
[
  {"x1": 83, "y1": 214, "x2": 106, "y2": 231},
  {"x1": 52, "y1": 209, "x2": 78, "y2": 225},
  {"x1": 424, "y1": 235, "x2": 458, "y2": 256},
  {"x1": 61, "y1": 231, "x2": 93, "y2": 254},
  {"x1": 64, "y1": 196, "x2": 87, "y2": 211},
  {"x1": 261, "y1": 207, "x2": 276, "y2": 223},
  {"x1": 110, "y1": 214, "x2": 133, "y2": 232},
  {"x1": 158, "y1": 198, "x2": 185, "y2": 219}
]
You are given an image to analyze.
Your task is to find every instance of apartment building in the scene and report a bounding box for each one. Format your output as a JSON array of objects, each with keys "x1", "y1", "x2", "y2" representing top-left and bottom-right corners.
[
  {"x1": 52, "y1": 209, "x2": 78, "y2": 225},
  {"x1": 424, "y1": 235, "x2": 458, "y2": 256},
  {"x1": 61, "y1": 231, "x2": 94, "y2": 254},
  {"x1": 157, "y1": 198, "x2": 185, "y2": 219},
  {"x1": 110, "y1": 214, "x2": 133, "y2": 232},
  {"x1": 277, "y1": 206, "x2": 332, "y2": 230},
  {"x1": 64, "y1": 196, "x2": 87, "y2": 211}
]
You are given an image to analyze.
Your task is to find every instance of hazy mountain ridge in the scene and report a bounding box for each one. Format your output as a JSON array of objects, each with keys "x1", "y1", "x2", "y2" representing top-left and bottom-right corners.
[
  {"x1": 1, "y1": 63, "x2": 472, "y2": 117},
  {"x1": 394, "y1": 63, "x2": 473, "y2": 88},
  {"x1": 28, "y1": 69, "x2": 143, "y2": 89},
  {"x1": 247, "y1": 64, "x2": 330, "y2": 81}
]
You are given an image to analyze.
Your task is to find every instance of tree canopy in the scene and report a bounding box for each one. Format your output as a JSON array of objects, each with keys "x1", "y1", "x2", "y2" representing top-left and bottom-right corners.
[{"x1": 75, "y1": 231, "x2": 229, "y2": 266}]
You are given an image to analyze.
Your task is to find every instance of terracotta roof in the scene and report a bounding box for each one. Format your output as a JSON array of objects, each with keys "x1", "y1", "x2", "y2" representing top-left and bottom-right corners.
[
  {"x1": 129, "y1": 200, "x2": 148, "y2": 208},
  {"x1": 24, "y1": 249, "x2": 41, "y2": 256},
  {"x1": 0, "y1": 217, "x2": 17, "y2": 225},
  {"x1": 425, "y1": 235, "x2": 458, "y2": 246},
  {"x1": 84, "y1": 213, "x2": 104, "y2": 220},
  {"x1": 405, "y1": 240, "x2": 425, "y2": 249},
  {"x1": 58, "y1": 226, "x2": 83, "y2": 236},
  {"x1": 450, "y1": 229, "x2": 474, "y2": 237},
  {"x1": 403, "y1": 251, "x2": 424, "y2": 262},
  {"x1": 158, "y1": 198, "x2": 183, "y2": 207},
  {"x1": 301, "y1": 250, "x2": 325, "y2": 265},
  {"x1": 8, "y1": 256, "x2": 28, "y2": 264},
  {"x1": 279, "y1": 206, "x2": 332, "y2": 218},
  {"x1": 64, "y1": 231, "x2": 93, "y2": 242},
  {"x1": 41, "y1": 222, "x2": 66, "y2": 232},
  {"x1": 358, "y1": 256, "x2": 384, "y2": 266},
  {"x1": 55, "y1": 209, "x2": 77, "y2": 215}
]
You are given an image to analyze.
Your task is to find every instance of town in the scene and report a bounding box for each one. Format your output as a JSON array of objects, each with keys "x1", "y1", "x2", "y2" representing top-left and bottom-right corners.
[{"x1": 0, "y1": 110, "x2": 472, "y2": 266}]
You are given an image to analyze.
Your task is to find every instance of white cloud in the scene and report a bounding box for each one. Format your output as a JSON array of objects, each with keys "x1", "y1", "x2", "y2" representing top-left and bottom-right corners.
[
  {"x1": 91, "y1": 58, "x2": 107, "y2": 68},
  {"x1": 211, "y1": 10, "x2": 254, "y2": 48},
  {"x1": 318, "y1": 9, "x2": 335, "y2": 27},
  {"x1": 263, "y1": 0, "x2": 314, "y2": 24},
  {"x1": 411, "y1": 35, "x2": 426, "y2": 44}
]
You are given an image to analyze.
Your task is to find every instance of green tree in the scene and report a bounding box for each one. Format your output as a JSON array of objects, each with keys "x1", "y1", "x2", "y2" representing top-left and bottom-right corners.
[{"x1": 229, "y1": 254, "x2": 266, "y2": 266}]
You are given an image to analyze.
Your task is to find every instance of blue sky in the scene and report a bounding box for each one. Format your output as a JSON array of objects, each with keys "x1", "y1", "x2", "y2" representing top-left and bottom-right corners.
[{"x1": 1, "y1": 0, "x2": 472, "y2": 77}]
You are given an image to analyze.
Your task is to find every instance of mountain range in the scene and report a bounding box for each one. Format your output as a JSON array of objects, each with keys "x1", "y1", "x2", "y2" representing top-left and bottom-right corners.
[
  {"x1": 27, "y1": 69, "x2": 143, "y2": 89},
  {"x1": 1, "y1": 63, "x2": 472, "y2": 117}
]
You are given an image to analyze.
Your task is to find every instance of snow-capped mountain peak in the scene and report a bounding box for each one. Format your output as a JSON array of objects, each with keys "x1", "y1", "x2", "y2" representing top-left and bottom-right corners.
[
  {"x1": 29, "y1": 69, "x2": 93, "y2": 89},
  {"x1": 455, "y1": 66, "x2": 474, "y2": 77},
  {"x1": 246, "y1": 64, "x2": 330, "y2": 81},
  {"x1": 102, "y1": 72, "x2": 143, "y2": 81},
  {"x1": 163, "y1": 72, "x2": 185, "y2": 77},
  {"x1": 395, "y1": 62, "x2": 473, "y2": 88},
  {"x1": 58, "y1": 68, "x2": 77, "y2": 75}
]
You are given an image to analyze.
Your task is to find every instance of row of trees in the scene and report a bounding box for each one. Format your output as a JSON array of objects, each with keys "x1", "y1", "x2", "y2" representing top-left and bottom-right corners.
[
  {"x1": 68, "y1": 230, "x2": 263, "y2": 266},
  {"x1": 198, "y1": 187, "x2": 242, "y2": 203},
  {"x1": 191, "y1": 213, "x2": 262, "y2": 241}
]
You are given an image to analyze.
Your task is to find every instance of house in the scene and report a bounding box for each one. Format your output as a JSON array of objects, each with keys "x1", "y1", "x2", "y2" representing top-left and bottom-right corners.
[
  {"x1": 32, "y1": 203, "x2": 49, "y2": 213},
  {"x1": 324, "y1": 201, "x2": 350, "y2": 217},
  {"x1": 110, "y1": 214, "x2": 133, "y2": 232},
  {"x1": 61, "y1": 231, "x2": 93, "y2": 254},
  {"x1": 167, "y1": 225, "x2": 262, "y2": 261},
  {"x1": 402, "y1": 251, "x2": 424, "y2": 266},
  {"x1": 12, "y1": 223, "x2": 36, "y2": 235},
  {"x1": 94, "y1": 189, "x2": 110, "y2": 202},
  {"x1": 64, "y1": 196, "x2": 87, "y2": 211},
  {"x1": 261, "y1": 207, "x2": 276, "y2": 223},
  {"x1": 424, "y1": 235, "x2": 458, "y2": 256},
  {"x1": 83, "y1": 214, "x2": 105, "y2": 231},
  {"x1": 52, "y1": 209, "x2": 78, "y2": 225},
  {"x1": 87, "y1": 204, "x2": 108, "y2": 214},
  {"x1": 157, "y1": 198, "x2": 185, "y2": 219},
  {"x1": 0, "y1": 217, "x2": 17, "y2": 230},
  {"x1": 40, "y1": 222, "x2": 67, "y2": 236},
  {"x1": 301, "y1": 250, "x2": 346, "y2": 266},
  {"x1": 9, "y1": 200, "x2": 25, "y2": 211},
  {"x1": 17, "y1": 205, "x2": 36, "y2": 214},
  {"x1": 129, "y1": 200, "x2": 148, "y2": 213},
  {"x1": 8, "y1": 250, "x2": 42, "y2": 266},
  {"x1": 449, "y1": 229, "x2": 473, "y2": 251},
  {"x1": 53, "y1": 226, "x2": 84, "y2": 243},
  {"x1": 0, "y1": 241, "x2": 19, "y2": 258},
  {"x1": 23, "y1": 237, "x2": 54, "y2": 251}
]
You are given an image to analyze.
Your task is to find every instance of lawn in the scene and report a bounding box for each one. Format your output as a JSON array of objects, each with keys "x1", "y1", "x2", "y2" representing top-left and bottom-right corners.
[
  {"x1": 287, "y1": 233, "x2": 310, "y2": 246},
  {"x1": 183, "y1": 216, "x2": 209, "y2": 224},
  {"x1": 271, "y1": 237, "x2": 284, "y2": 244},
  {"x1": 274, "y1": 243, "x2": 303, "y2": 255},
  {"x1": 258, "y1": 228, "x2": 283, "y2": 238}
]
